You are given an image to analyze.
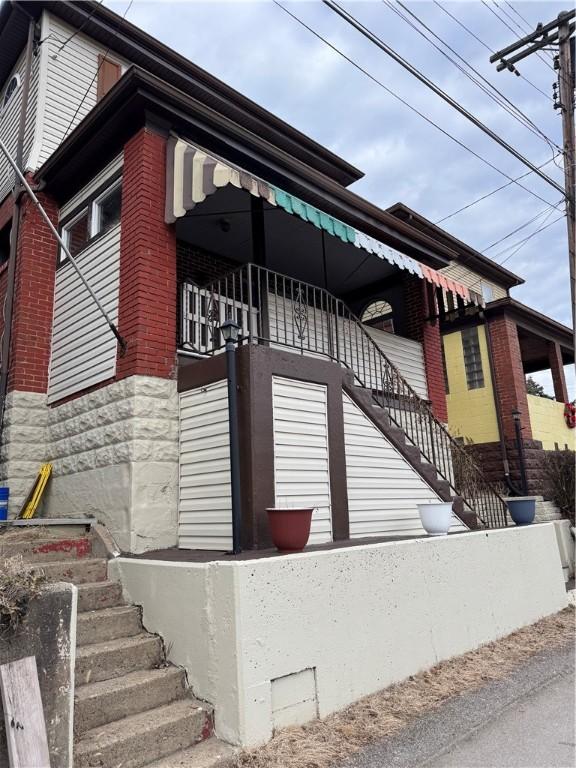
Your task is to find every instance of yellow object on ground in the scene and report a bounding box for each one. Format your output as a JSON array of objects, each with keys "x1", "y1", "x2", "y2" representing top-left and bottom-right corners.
[{"x1": 18, "y1": 464, "x2": 52, "y2": 519}]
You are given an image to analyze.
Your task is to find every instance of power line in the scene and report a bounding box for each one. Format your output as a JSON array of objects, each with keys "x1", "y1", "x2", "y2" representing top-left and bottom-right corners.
[
  {"x1": 50, "y1": 0, "x2": 105, "y2": 56},
  {"x1": 435, "y1": 156, "x2": 562, "y2": 223},
  {"x1": 273, "y1": 1, "x2": 560, "y2": 210},
  {"x1": 61, "y1": 0, "x2": 134, "y2": 141},
  {"x1": 497, "y1": 0, "x2": 557, "y2": 66},
  {"x1": 482, "y1": 199, "x2": 564, "y2": 251},
  {"x1": 492, "y1": 210, "x2": 563, "y2": 262},
  {"x1": 382, "y1": 0, "x2": 561, "y2": 154},
  {"x1": 322, "y1": 0, "x2": 565, "y2": 198},
  {"x1": 433, "y1": 1, "x2": 552, "y2": 101}
]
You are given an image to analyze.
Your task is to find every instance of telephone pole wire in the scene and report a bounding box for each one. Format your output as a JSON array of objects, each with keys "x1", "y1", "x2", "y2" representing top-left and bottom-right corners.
[{"x1": 490, "y1": 10, "x2": 575, "y2": 334}]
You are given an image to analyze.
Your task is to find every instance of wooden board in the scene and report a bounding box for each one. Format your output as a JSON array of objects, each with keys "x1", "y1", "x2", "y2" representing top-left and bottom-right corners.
[{"x1": 0, "y1": 656, "x2": 50, "y2": 768}]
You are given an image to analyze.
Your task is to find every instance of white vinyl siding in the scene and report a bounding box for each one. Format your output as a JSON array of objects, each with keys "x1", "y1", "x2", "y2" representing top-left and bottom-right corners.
[
  {"x1": 272, "y1": 377, "x2": 332, "y2": 545},
  {"x1": 364, "y1": 327, "x2": 428, "y2": 399},
  {"x1": 439, "y1": 262, "x2": 506, "y2": 301},
  {"x1": 0, "y1": 45, "x2": 41, "y2": 202},
  {"x1": 38, "y1": 14, "x2": 128, "y2": 167},
  {"x1": 178, "y1": 380, "x2": 232, "y2": 550},
  {"x1": 47, "y1": 224, "x2": 120, "y2": 403},
  {"x1": 60, "y1": 154, "x2": 123, "y2": 221},
  {"x1": 343, "y1": 393, "x2": 465, "y2": 538}
]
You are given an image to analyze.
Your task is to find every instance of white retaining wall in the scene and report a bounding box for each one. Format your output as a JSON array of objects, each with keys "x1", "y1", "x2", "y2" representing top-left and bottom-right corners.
[{"x1": 112, "y1": 523, "x2": 568, "y2": 747}]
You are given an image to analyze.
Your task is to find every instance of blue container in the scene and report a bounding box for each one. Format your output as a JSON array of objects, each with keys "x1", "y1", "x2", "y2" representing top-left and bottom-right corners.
[
  {"x1": 506, "y1": 497, "x2": 536, "y2": 526},
  {"x1": 0, "y1": 486, "x2": 9, "y2": 522}
]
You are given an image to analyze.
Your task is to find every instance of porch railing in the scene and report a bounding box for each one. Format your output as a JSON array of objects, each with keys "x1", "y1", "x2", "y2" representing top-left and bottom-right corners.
[{"x1": 179, "y1": 263, "x2": 509, "y2": 528}]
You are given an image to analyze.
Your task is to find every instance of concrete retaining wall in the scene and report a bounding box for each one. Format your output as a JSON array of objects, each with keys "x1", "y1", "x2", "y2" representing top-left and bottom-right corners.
[
  {"x1": 0, "y1": 582, "x2": 77, "y2": 768},
  {"x1": 112, "y1": 524, "x2": 568, "y2": 747}
]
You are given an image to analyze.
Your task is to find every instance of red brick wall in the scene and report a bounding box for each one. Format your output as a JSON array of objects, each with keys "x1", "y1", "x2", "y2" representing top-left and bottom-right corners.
[
  {"x1": 177, "y1": 241, "x2": 237, "y2": 286},
  {"x1": 7, "y1": 193, "x2": 58, "y2": 393},
  {"x1": 403, "y1": 275, "x2": 448, "y2": 422},
  {"x1": 116, "y1": 127, "x2": 177, "y2": 380},
  {"x1": 487, "y1": 313, "x2": 531, "y2": 440},
  {"x1": 0, "y1": 194, "x2": 13, "y2": 232},
  {"x1": 548, "y1": 341, "x2": 568, "y2": 403}
]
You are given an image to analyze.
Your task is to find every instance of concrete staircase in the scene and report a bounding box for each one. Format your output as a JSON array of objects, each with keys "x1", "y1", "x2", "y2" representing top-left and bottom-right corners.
[
  {"x1": 534, "y1": 496, "x2": 563, "y2": 523},
  {"x1": 1, "y1": 527, "x2": 234, "y2": 768}
]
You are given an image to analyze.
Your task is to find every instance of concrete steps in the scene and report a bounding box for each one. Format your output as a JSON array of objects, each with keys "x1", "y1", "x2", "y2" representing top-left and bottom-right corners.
[
  {"x1": 33, "y1": 557, "x2": 108, "y2": 585},
  {"x1": 148, "y1": 737, "x2": 236, "y2": 767},
  {"x1": 77, "y1": 605, "x2": 143, "y2": 646},
  {"x1": 75, "y1": 633, "x2": 163, "y2": 685},
  {"x1": 74, "y1": 699, "x2": 212, "y2": 768},
  {"x1": 75, "y1": 667, "x2": 187, "y2": 734},
  {"x1": 5, "y1": 527, "x2": 216, "y2": 766}
]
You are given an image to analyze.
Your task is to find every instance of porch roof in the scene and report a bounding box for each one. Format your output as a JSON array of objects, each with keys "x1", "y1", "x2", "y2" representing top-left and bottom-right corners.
[{"x1": 166, "y1": 137, "x2": 479, "y2": 306}]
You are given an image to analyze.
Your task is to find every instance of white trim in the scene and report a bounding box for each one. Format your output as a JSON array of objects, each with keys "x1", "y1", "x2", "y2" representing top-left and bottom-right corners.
[
  {"x1": 59, "y1": 154, "x2": 122, "y2": 220},
  {"x1": 60, "y1": 206, "x2": 89, "y2": 263},
  {"x1": 90, "y1": 177, "x2": 122, "y2": 237},
  {"x1": 0, "y1": 73, "x2": 21, "y2": 116},
  {"x1": 26, "y1": 10, "x2": 50, "y2": 172}
]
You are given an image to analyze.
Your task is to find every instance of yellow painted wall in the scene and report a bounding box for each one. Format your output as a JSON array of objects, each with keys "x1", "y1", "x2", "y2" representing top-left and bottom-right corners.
[
  {"x1": 443, "y1": 326, "x2": 500, "y2": 443},
  {"x1": 527, "y1": 394, "x2": 575, "y2": 451}
]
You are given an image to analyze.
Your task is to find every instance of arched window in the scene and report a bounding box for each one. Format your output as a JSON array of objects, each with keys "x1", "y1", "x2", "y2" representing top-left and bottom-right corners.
[
  {"x1": 1, "y1": 75, "x2": 20, "y2": 113},
  {"x1": 361, "y1": 299, "x2": 394, "y2": 330}
]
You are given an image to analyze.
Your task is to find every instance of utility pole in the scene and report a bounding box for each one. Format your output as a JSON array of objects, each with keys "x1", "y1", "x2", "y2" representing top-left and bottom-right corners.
[{"x1": 490, "y1": 10, "x2": 576, "y2": 335}]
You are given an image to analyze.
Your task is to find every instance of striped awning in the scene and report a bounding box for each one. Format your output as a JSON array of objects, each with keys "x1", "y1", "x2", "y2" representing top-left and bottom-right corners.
[{"x1": 165, "y1": 137, "x2": 479, "y2": 305}]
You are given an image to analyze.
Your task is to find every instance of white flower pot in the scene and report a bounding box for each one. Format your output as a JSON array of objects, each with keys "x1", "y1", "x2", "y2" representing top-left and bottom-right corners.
[{"x1": 417, "y1": 502, "x2": 453, "y2": 536}]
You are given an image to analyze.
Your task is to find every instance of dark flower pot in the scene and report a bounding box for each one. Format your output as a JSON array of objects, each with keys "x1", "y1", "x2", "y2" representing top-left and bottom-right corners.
[
  {"x1": 506, "y1": 497, "x2": 536, "y2": 526},
  {"x1": 266, "y1": 508, "x2": 314, "y2": 553}
]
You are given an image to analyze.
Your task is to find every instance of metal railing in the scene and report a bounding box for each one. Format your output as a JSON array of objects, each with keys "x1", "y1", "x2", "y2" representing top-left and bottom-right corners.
[{"x1": 180, "y1": 263, "x2": 508, "y2": 528}]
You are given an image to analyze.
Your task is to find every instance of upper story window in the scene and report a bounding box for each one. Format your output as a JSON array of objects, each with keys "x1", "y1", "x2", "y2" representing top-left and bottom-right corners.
[
  {"x1": 461, "y1": 326, "x2": 485, "y2": 390},
  {"x1": 480, "y1": 282, "x2": 494, "y2": 303},
  {"x1": 1, "y1": 74, "x2": 20, "y2": 114},
  {"x1": 60, "y1": 179, "x2": 122, "y2": 262},
  {"x1": 97, "y1": 56, "x2": 122, "y2": 102},
  {"x1": 361, "y1": 299, "x2": 394, "y2": 333}
]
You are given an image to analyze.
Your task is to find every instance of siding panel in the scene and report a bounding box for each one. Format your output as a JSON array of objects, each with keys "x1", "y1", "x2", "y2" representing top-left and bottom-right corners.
[
  {"x1": 364, "y1": 327, "x2": 428, "y2": 398},
  {"x1": 178, "y1": 380, "x2": 232, "y2": 550},
  {"x1": 272, "y1": 377, "x2": 332, "y2": 544},
  {"x1": 343, "y1": 393, "x2": 465, "y2": 537},
  {"x1": 47, "y1": 225, "x2": 120, "y2": 403}
]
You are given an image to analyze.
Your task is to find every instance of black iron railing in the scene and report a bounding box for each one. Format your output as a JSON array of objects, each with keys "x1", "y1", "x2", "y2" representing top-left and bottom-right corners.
[{"x1": 179, "y1": 263, "x2": 508, "y2": 528}]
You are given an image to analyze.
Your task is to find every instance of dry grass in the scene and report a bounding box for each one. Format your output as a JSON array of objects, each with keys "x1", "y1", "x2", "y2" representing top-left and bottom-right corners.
[
  {"x1": 234, "y1": 607, "x2": 575, "y2": 768},
  {"x1": 0, "y1": 553, "x2": 46, "y2": 635}
]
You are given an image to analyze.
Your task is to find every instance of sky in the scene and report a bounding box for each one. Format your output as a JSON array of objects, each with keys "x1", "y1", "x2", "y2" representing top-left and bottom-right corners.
[{"x1": 106, "y1": 0, "x2": 574, "y2": 396}]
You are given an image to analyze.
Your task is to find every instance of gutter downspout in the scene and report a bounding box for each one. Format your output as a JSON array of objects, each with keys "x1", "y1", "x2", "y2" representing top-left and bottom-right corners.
[
  {"x1": 0, "y1": 14, "x2": 35, "y2": 441},
  {"x1": 484, "y1": 316, "x2": 521, "y2": 495}
]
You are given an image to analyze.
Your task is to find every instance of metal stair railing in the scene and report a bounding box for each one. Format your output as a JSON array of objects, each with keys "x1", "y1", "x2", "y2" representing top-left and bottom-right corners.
[{"x1": 179, "y1": 263, "x2": 509, "y2": 528}]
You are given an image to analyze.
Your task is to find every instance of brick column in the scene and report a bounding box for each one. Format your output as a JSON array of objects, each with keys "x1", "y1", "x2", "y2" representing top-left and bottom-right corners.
[
  {"x1": 8, "y1": 192, "x2": 59, "y2": 393},
  {"x1": 486, "y1": 313, "x2": 531, "y2": 440},
  {"x1": 548, "y1": 341, "x2": 568, "y2": 403},
  {"x1": 403, "y1": 275, "x2": 448, "y2": 421},
  {"x1": 116, "y1": 127, "x2": 177, "y2": 380}
]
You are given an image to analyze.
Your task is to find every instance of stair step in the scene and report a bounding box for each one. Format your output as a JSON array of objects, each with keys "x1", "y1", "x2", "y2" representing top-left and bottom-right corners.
[
  {"x1": 0, "y1": 534, "x2": 92, "y2": 562},
  {"x1": 75, "y1": 667, "x2": 187, "y2": 734},
  {"x1": 77, "y1": 605, "x2": 142, "y2": 646},
  {"x1": 75, "y1": 634, "x2": 162, "y2": 685},
  {"x1": 77, "y1": 581, "x2": 124, "y2": 613},
  {"x1": 28, "y1": 558, "x2": 107, "y2": 585},
  {"x1": 148, "y1": 737, "x2": 236, "y2": 768},
  {"x1": 74, "y1": 699, "x2": 212, "y2": 768}
]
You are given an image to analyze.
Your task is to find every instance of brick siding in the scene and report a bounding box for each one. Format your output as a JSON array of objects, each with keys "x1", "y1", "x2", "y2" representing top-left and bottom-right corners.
[
  {"x1": 116, "y1": 127, "x2": 177, "y2": 380},
  {"x1": 403, "y1": 274, "x2": 448, "y2": 422}
]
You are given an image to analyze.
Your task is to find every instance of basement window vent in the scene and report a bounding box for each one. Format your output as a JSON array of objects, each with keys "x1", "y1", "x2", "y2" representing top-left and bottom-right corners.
[{"x1": 462, "y1": 326, "x2": 484, "y2": 390}]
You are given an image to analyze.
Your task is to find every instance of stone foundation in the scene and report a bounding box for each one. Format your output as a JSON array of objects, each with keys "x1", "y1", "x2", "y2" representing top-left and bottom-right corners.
[
  {"x1": 472, "y1": 439, "x2": 550, "y2": 496},
  {"x1": 1, "y1": 376, "x2": 178, "y2": 553}
]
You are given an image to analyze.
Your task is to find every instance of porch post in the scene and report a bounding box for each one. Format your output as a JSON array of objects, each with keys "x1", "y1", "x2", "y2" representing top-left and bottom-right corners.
[
  {"x1": 250, "y1": 197, "x2": 270, "y2": 343},
  {"x1": 548, "y1": 341, "x2": 568, "y2": 402}
]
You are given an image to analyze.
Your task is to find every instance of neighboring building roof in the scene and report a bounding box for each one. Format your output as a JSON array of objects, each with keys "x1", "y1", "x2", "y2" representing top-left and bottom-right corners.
[
  {"x1": 387, "y1": 202, "x2": 525, "y2": 290},
  {"x1": 36, "y1": 67, "x2": 464, "y2": 268},
  {"x1": 0, "y1": 0, "x2": 364, "y2": 188}
]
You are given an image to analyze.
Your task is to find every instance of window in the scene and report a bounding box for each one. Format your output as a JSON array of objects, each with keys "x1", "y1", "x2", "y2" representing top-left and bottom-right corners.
[
  {"x1": 0, "y1": 222, "x2": 11, "y2": 266},
  {"x1": 91, "y1": 181, "x2": 122, "y2": 236},
  {"x1": 361, "y1": 299, "x2": 394, "y2": 332},
  {"x1": 461, "y1": 326, "x2": 484, "y2": 390},
  {"x1": 1, "y1": 74, "x2": 20, "y2": 114},
  {"x1": 480, "y1": 282, "x2": 494, "y2": 303},
  {"x1": 97, "y1": 56, "x2": 121, "y2": 101},
  {"x1": 62, "y1": 209, "x2": 90, "y2": 259},
  {"x1": 60, "y1": 179, "x2": 122, "y2": 262}
]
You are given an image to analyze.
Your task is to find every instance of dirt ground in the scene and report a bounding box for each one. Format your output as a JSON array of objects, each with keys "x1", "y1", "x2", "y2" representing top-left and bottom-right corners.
[{"x1": 233, "y1": 607, "x2": 575, "y2": 768}]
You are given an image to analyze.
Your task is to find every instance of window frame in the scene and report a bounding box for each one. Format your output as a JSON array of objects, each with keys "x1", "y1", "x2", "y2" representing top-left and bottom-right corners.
[
  {"x1": 1, "y1": 74, "x2": 20, "y2": 115},
  {"x1": 461, "y1": 325, "x2": 485, "y2": 390},
  {"x1": 90, "y1": 178, "x2": 122, "y2": 238},
  {"x1": 59, "y1": 174, "x2": 122, "y2": 264}
]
